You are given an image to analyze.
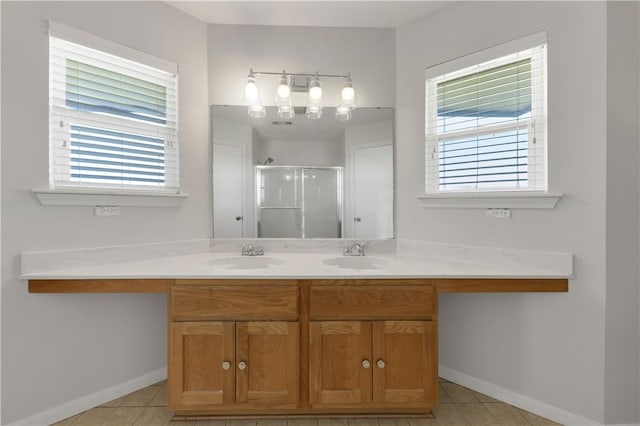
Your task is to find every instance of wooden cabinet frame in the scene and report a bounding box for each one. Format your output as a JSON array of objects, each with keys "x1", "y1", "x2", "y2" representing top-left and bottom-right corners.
[
  {"x1": 372, "y1": 321, "x2": 436, "y2": 405},
  {"x1": 170, "y1": 321, "x2": 299, "y2": 412},
  {"x1": 169, "y1": 322, "x2": 235, "y2": 408},
  {"x1": 235, "y1": 321, "x2": 299, "y2": 407},
  {"x1": 168, "y1": 279, "x2": 442, "y2": 416},
  {"x1": 309, "y1": 321, "x2": 373, "y2": 406}
]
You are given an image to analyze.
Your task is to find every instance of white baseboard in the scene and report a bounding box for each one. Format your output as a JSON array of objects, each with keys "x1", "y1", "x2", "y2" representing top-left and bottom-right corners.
[
  {"x1": 7, "y1": 367, "x2": 167, "y2": 426},
  {"x1": 439, "y1": 365, "x2": 602, "y2": 426},
  {"x1": 5, "y1": 365, "x2": 635, "y2": 426}
]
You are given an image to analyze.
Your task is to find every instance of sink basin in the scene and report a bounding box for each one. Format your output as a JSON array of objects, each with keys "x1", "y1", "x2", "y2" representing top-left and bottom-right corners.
[
  {"x1": 322, "y1": 256, "x2": 393, "y2": 270},
  {"x1": 208, "y1": 256, "x2": 284, "y2": 270}
]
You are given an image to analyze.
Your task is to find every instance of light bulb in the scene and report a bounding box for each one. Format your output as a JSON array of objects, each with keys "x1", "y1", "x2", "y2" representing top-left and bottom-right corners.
[
  {"x1": 245, "y1": 81, "x2": 258, "y2": 102},
  {"x1": 277, "y1": 84, "x2": 290, "y2": 98},
  {"x1": 309, "y1": 85, "x2": 323, "y2": 101},
  {"x1": 341, "y1": 86, "x2": 355, "y2": 102},
  {"x1": 276, "y1": 71, "x2": 291, "y2": 101}
]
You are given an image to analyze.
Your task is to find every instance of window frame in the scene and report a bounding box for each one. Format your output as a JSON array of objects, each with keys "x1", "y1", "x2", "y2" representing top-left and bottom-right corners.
[
  {"x1": 44, "y1": 23, "x2": 184, "y2": 205},
  {"x1": 419, "y1": 32, "x2": 561, "y2": 209}
]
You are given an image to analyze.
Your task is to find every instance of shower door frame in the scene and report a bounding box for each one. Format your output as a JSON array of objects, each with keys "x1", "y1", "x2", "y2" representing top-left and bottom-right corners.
[{"x1": 256, "y1": 165, "x2": 344, "y2": 238}]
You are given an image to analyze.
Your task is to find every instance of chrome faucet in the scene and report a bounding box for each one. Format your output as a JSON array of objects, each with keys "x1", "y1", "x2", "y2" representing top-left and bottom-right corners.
[
  {"x1": 343, "y1": 241, "x2": 368, "y2": 256},
  {"x1": 241, "y1": 244, "x2": 264, "y2": 256}
]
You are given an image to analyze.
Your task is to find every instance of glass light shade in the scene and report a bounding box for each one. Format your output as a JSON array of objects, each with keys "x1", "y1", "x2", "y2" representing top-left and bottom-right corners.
[
  {"x1": 277, "y1": 72, "x2": 291, "y2": 99},
  {"x1": 248, "y1": 104, "x2": 266, "y2": 118},
  {"x1": 338, "y1": 76, "x2": 357, "y2": 110},
  {"x1": 335, "y1": 106, "x2": 352, "y2": 121},
  {"x1": 243, "y1": 71, "x2": 265, "y2": 119},
  {"x1": 305, "y1": 104, "x2": 323, "y2": 119},
  {"x1": 244, "y1": 80, "x2": 259, "y2": 102},
  {"x1": 277, "y1": 105, "x2": 295, "y2": 119},
  {"x1": 308, "y1": 74, "x2": 323, "y2": 101},
  {"x1": 275, "y1": 73, "x2": 293, "y2": 118},
  {"x1": 306, "y1": 74, "x2": 323, "y2": 119}
]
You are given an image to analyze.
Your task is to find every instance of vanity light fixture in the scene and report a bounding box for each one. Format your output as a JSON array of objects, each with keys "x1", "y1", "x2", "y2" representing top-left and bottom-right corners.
[
  {"x1": 275, "y1": 71, "x2": 294, "y2": 119},
  {"x1": 305, "y1": 72, "x2": 323, "y2": 120},
  {"x1": 243, "y1": 69, "x2": 266, "y2": 118},
  {"x1": 336, "y1": 73, "x2": 357, "y2": 121},
  {"x1": 242, "y1": 69, "x2": 356, "y2": 120}
]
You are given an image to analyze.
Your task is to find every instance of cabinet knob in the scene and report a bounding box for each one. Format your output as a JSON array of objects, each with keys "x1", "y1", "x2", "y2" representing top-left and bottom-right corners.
[
  {"x1": 238, "y1": 361, "x2": 247, "y2": 370},
  {"x1": 361, "y1": 359, "x2": 371, "y2": 369},
  {"x1": 377, "y1": 359, "x2": 386, "y2": 369},
  {"x1": 222, "y1": 361, "x2": 231, "y2": 370}
]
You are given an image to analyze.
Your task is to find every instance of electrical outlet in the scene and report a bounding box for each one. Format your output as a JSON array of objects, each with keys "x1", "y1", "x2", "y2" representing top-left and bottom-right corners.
[
  {"x1": 94, "y1": 206, "x2": 120, "y2": 216},
  {"x1": 486, "y1": 208, "x2": 511, "y2": 219}
]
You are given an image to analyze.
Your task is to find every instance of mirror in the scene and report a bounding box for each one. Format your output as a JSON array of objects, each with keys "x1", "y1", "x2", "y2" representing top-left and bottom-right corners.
[{"x1": 212, "y1": 105, "x2": 394, "y2": 239}]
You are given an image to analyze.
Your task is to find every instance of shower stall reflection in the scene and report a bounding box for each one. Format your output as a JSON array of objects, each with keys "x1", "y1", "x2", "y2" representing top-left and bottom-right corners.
[{"x1": 257, "y1": 166, "x2": 343, "y2": 238}]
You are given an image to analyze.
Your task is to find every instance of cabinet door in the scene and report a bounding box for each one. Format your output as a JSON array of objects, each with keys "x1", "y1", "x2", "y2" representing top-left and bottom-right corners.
[
  {"x1": 309, "y1": 321, "x2": 372, "y2": 406},
  {"x1": 372, "y1": 321, "x2": 436, "y2": 405},
  {"x1": 236, "y1": 321, "x2": 299, "y2": 408},
  {"x1": 169, "y1": 322, "x2": 235, "y2": 408}
]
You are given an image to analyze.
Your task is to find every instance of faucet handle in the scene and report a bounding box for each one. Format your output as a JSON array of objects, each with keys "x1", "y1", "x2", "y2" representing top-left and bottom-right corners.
[
  {"x1": 342, "y1": 241, "x2": 368, "y2": 256},
  {"x1": 241, "y1": 243, "x2": 264, "y2": 256},
  {"x1": 356, "y1": 241, "x2": 368, "y2": 256}
]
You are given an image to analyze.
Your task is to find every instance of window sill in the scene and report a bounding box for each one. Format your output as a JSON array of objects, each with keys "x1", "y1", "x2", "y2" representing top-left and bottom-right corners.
[
  {"x1": 416, "y1": 191, "x2": 562, "y2": 209},
  {"x1": 33, "y1": 188, "x2": 188, "y2": 207}
]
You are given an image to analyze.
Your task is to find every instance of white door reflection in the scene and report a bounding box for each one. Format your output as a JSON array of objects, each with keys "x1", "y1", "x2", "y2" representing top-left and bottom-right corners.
[
  {"x1": 213, "y1": 142, "x2": 245, "y2": 238},
  {"x1": 352, "y1": 144, "x2": 393, "y2": 239}
]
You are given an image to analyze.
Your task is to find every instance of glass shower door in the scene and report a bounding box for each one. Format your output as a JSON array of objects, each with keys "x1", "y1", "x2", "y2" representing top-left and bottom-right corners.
[
  {"x1": 303, "y1": 168, "x2": 341, "y2": 238},
  {"x1": 257, "y1": 166, "x2": 342, "y2": 238},
  {"x1": 257, "y1": 167, "x2": 302, "y2": 237}
]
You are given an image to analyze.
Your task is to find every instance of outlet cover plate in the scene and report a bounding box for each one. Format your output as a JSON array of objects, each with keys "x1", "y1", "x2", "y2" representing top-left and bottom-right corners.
[
  {"x1": 94, "y1": 206, "x2": 120, "y2": 216},
  {"x1": 486, "y1": 208, "x2": 512, "y2": 219}
]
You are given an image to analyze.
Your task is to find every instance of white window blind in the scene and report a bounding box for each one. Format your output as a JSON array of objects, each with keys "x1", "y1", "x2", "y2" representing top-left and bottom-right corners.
[
  {"x1": 49, "y1": 33, "x2": 179, "y2": 192},
  {"x1": 425, "y1": 43, "x2": 547, "y2": 193}
]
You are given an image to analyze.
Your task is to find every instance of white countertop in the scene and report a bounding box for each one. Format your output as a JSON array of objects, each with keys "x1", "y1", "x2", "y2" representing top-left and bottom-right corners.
[{"x1": 20, "y1": 239, "x2": 573, "y2": 280}]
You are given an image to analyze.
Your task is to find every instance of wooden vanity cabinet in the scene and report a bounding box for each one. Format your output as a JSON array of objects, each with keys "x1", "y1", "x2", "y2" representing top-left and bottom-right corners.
[
  {"x1": 27, "y1": 276, "x2": 568, "y2": 416},
  {"x1": 308, "y1": 284, "x2": 437, "y2": 412},
  {"x1": 309, "y1": 320, "x2": 436, "y2": 408},
  {"x1": 169, "y1": 282, "x2": 300, "y2": 413},
  {"x1": 169, "y1": 280, "x2": 437, "y2": 416}
]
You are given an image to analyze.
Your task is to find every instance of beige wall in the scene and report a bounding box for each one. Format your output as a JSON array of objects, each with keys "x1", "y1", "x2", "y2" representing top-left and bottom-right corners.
[
  {"x1": 396, "y1": 2, "x2": 609, "y2": 423},
  {"x1": 207, "y1": 24, "x2": 396, "y2": 108},
  {"x1": 605, "y1": 1, "x2": 640, "y2": 423},
  {"x1": 1, "y1": 2, "x2": 209, "y2": 423}
]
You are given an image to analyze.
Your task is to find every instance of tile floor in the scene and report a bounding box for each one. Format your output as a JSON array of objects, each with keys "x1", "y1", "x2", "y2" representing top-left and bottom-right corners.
[{"x1": 53, "y1": 379, "x2": 561, "y2": 426}]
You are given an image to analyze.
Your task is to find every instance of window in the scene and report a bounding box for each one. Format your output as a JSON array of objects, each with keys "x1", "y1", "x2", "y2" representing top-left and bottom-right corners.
[
  {"x1": 425, "y1": 38, "x2": 547, "y2": 194},
  {"x1": 49, "y1": 28, "x2": 178, "y2": 193}
]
